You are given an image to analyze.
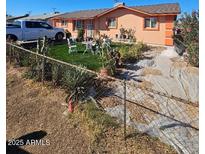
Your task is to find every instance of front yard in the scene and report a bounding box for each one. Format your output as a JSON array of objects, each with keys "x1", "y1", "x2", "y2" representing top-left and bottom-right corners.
[
  {"x1": 49, "y1": 43, "x2": 102, "y2": 71},
  {"x1": 7, "y1": 65, "x2": 177, "y2": 154},
  {"x1": 48, "y1": 42, "x2": 149, "y2": 72}
]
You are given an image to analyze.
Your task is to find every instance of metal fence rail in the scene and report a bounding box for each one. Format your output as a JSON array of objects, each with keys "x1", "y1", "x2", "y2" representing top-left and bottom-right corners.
[{"x1": 6, "y1": 41, "x2": 199, "y2": 154}]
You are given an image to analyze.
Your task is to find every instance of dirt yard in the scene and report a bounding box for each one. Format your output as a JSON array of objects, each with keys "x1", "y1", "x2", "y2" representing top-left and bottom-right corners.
[
  {"x1": 6, "y1": 65, "x2": 91, "y2": 154},
  {"x1": 6, "y1": 65, "x2": 177, "y2": 154}
]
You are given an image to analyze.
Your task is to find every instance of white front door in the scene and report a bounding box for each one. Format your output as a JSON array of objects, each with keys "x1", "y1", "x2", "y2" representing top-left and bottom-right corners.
[{"x1": 87, "y1": 24, "x2": 93, "y2": 38}]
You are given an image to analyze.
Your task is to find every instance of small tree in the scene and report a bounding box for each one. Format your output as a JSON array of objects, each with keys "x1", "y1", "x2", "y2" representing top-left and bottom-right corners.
[
  {"x1": 77, "y1": 28, "x2": 85, "y2": 42},
  {"x1": 175, "y1": 10, "x2": 199, "y2": 67},
  {"x1": 65, "y1": 29, "x2": 71, "y2": 39}
]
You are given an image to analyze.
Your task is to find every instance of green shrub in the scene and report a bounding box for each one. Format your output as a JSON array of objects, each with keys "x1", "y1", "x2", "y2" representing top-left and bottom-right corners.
[
  {"x1": 52, "y1": 64, "x2": 64, "y2": 86},
  {"x1": 118, "y1": 42, "x2": 149, "y2": 62},
  {"x1": 62, "y1": 66, "x2": 95, "y2": 101},
  {"x1": 77, "y1": 28, "x2": 85, "y2": 42},
  {"x1": 175, "y1": 10, "x2": 199, "y2": 67},
  {"x1": 187, "y1": 42, "x2": 199, "y2": 67},
  {"x1": 65, "y1": 29, "x2": 72, "y2": 39},
  {"x1": 100, "y1": 48, "x2": 116, "y2": 76},
  {"x1": 18, "y1": 52, "x2": 35, "y2": 67}
]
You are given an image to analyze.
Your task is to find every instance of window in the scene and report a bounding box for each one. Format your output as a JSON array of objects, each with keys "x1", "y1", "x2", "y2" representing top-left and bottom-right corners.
[
  {"x1": 61, "y1": 20, "x2": 68, "y2": 27},
  {"x1": 6, "y1": 21, "x2": 21, "y2": 28},
  {"x1": 39, "y1": 22, "x2": 53, "y2": 29},
  {"x1": 25, "y1": 21, "x2": 41, "y2": 28},
  {"x1": 25, "y1": 21, "x2": 53, "y2": 29},
  {"x1": 108, "y1": 18, "x2": 117, "y2": 28},
  {"x1": 74, "y1": 20, "x2": 83, "y2": 30},
  {"x1": 144, "y1": 17, "x2": 157, "y2": 29}
]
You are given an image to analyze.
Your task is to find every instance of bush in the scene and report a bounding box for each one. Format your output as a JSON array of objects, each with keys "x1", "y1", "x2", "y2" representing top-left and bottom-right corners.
[
  {"x1": 65, "y1": 29, "x2": 71, "y2": 39},
  {"x1": 118, "y1": 42, "x2": 149, "y2": 62},
  {"x1": 52, "y1": 64, "x2": 64, "y2": 86},
  {"x1": 187, "y1": 42, "x2": 199, "y2": 67},
  {"x1": 18, "y1": 52, "x2": 35, "y2": 67},
  {"x1": 61, "y1": 66, "x2": 95, "y2": 101},
  {"x1": 175, "y1": 10, "x2": 199, "y2": 67},
  {"x1": 77, "y1": 28, "x2": 85, "y2": 42}
]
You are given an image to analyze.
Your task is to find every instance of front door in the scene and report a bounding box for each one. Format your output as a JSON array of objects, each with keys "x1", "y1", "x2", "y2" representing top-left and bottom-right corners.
[{"x1": 87, "y1": 24, "x2": 93, "y2": 38}]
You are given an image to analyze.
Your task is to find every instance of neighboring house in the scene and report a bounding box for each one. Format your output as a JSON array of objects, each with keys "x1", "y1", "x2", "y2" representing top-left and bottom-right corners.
[
  {"x1": 6, "y1": 14, "x2": 29, "y2": 23},
  {"x1": 20, "y1": 13, "x2": 62, "y2": 26},
  {"x1": 51, "y1": 3, "x2": 180, "y2": 46}
]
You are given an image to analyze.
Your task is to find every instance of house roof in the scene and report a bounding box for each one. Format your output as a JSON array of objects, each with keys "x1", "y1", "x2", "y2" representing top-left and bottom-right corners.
[
  {"x1": 6, "y1": 14, "x2": 29, "y2": 21},
  {"x1": 20, "y1": 13, "x2": 62, "y2": 20},
  {"x1": 54, "y1": 3, "x2": 180, "y2": 19},
  {"x1": 131, "y1": 3, "x2": 180, "y2": 14},
  {"x1": 56, "y1": 9, "x2": 109, "y2": 19}
]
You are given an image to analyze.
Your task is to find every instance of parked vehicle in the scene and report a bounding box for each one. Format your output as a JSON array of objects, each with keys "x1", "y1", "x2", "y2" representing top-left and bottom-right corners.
[{"x1": 6, "y1": 20, "x2": 65, "y2": 41}]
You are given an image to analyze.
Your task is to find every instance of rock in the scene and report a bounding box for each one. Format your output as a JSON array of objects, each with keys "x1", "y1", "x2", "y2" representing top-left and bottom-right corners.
[
  {"x1": 105, "y1": 105, "x2": 131, "y2": 124},
  {"x1": 136, "y1": 59, "x2": 155, "y2": 68},
  {"x1": 110, "y1": 46, "x2": 199, "y2": 153},
  {"x1": 170, "y1": 67, "x2": 199, "y2": 103}
]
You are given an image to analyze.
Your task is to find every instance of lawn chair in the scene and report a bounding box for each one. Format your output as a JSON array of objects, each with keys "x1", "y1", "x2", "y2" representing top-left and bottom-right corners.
[
  {"x1": 67, "y1": 38, "x2": 77, "y2": 54},
  {"x1": 83, "y1": 41, "x2": 94, "y2": 55},
  {"x1": 94, "y1": 40, "x2": 102, "y2": 55},
  {"x1": 102, "y1": 38, "x2": 111, "y2": 52}
]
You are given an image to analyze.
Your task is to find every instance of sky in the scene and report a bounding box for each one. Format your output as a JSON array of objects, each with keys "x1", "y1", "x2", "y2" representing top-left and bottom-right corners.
[{"x1": 6, "y1": 0, "x2": 199, "y2": 16}]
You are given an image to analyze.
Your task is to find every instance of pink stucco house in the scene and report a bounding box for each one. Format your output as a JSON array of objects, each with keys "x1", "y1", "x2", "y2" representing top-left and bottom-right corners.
[{"x1": 51, "y1": 3, "x2": 180, "y2": 46}]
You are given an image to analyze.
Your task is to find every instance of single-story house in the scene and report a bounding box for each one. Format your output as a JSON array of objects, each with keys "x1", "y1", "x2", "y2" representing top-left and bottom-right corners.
[
  {"x1": 51, "y1": 3, "x2": 180, "y2": 46},
  {"x1": 20, "y1": 13, "x2": 62, "y2": 26}
]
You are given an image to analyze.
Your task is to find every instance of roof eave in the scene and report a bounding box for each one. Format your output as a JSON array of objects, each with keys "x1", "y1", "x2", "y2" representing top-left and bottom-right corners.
[
  {"x1": 52, "y1": 17, "x2": 95, "y2": 20},
  {"x1": 96, "y1": 5, "x2": 180, "y2": 18}
]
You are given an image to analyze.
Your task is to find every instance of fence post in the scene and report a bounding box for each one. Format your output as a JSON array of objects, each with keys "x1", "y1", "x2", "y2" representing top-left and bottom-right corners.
[
  {"x1": 9, "y1": 43, "x2": 12, "y2": 64},
  {"x1": 41, "y1": 37, "x2": 46, "y2": 83},
  {"x1": 123, "y1": 80, "x2": 127, "y2": 141}
]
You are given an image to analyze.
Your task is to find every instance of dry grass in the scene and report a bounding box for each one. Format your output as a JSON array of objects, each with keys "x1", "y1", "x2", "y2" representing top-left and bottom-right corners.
[
  {"x1": 185, "y1": 67, "x2": 199, "y2": 75},
  {"x1": 7, "y1": 65, "x2": 177, "y2": 154},
  {"x1": 142, "y1": 68, "x2": 162, "y2": 76},
  {"x1": 7, "y1": 65, "x2": 90, "y2": 154},
  {"x1": 139, "y1": 80, "x2": 154, "y2": 89}
]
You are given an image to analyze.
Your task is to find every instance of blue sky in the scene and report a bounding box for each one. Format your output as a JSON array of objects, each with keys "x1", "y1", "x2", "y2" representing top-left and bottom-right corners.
[{"x1": 6, "y1": 0, "x2": 199, "y2": 16}]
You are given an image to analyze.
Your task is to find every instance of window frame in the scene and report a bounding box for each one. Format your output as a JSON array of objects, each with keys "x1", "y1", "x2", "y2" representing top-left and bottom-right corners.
[
  {"x1": 143, "y1": 17, "x2": 159, "y2": 31},
  {"x1": 25, "y1": 21, "x2": 41, "y2": 28},
  {"x1": 74, "y1": 20, "x2": 83, "y2": 30},
  {"x1": 107, "y1": 17, "x2": 117, "y2": 29},
  {"x1": 39, "y1": 22, "x2": 53, "y2": 29},
  {"x1": 61, "y1": 20, "x2": 68, "y2": 27}
]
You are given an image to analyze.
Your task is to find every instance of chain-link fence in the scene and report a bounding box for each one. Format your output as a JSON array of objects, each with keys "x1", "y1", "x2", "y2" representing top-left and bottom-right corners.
[{"x1": 6, "y1": 41, "x2": 199, "y2": 154}]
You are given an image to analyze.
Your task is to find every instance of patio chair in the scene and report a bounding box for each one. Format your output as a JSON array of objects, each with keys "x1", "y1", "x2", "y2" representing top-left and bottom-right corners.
[
  {"x1": 95, "y1": 40, "x2": 102, "y2": 55},
  {"x1": 102, "y1": 38, "x2": 111, "y2": 52},
  {"x1": 83, "y1": 41, "x2": 95, "y2": 55},
  {"x1": 67, "y1": 38, "x2": 77, "y2": 54}
]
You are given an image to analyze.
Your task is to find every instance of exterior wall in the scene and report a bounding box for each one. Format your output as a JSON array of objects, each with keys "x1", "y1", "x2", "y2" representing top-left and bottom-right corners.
[
  {"x1": 164, "y1": 16, "x2": 175, "y2": 45},
  {"x1": 52, "y1": 19, "x2": 78, "y2": 38},
  {"x1": 52, "y1": 19, "x2": 96, "y2": 39},
  {"x1": 51, "y1": 7, "x2": 176, "y2": 45},
  {"x1": 94, "y1": 7, "x2": 172, "y2": 45}
]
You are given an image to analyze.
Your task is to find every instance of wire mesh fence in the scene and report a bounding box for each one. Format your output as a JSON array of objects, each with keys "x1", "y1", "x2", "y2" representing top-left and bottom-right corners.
[{"x1": 6, "y1": 41, "x2": 199, "y2": 154}]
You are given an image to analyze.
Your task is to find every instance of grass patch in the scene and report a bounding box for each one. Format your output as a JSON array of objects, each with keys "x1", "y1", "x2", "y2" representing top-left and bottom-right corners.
[
  {"x1": 48, "y1": 43, "x2": 102, "y2": 71},
  {"x1": 75, "y1": 101, "x2": 119, "y2": 143}
]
